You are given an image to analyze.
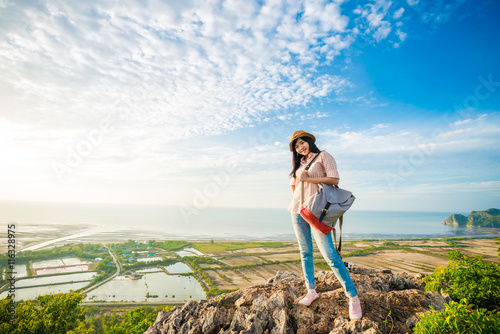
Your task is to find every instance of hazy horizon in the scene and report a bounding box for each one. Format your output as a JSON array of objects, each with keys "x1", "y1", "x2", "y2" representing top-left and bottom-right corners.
[{"x1": 0, "y1": 199, "x2": 476, "y2": 214}]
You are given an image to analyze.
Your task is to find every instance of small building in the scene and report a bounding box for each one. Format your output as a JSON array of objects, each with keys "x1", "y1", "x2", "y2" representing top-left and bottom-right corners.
[
  {"x1": 147, "y1": 252, "x2": 155, "y2": 256},
  {"x1": 95, "y1": 257, "x2": 103, "y2": 261},
  {"x1": 124, "y1": 271, "x2": 142, "y2": 280}
]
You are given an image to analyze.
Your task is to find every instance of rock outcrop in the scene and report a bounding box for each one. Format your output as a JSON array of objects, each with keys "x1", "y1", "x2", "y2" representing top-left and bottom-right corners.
[
  {"x1": 144, "y1": 268, "x2": 450, "y2": 334},
  {"x1": 442, "y1": 208, "x2": 500, "y2": 227},
  {"x1": 442, "y1": 213, "x2": 468, "y2": 226},
  {"x1": 467, "y1": 208, "x2": 500, "y2": 227}
]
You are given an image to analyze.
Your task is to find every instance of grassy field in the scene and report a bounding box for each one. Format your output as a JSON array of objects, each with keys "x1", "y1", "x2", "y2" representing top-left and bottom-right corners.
[
  {"x1": 189, "y1": 237, "x2": 500, "y2": 292},
  {"x1": 5, "y1": 236, "x2": 497, "y2": 304},
  {"x1": 191, "y1": 241, "x2": 286, "y2": 253}
]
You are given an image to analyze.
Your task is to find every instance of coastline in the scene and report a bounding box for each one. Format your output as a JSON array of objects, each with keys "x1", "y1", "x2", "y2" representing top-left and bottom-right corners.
[{"x1": 3, "y1": 204, "x2": 499, "y2": 251}]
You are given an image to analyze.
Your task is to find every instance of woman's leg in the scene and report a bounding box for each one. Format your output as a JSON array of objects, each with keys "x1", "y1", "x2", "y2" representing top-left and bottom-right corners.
[
  {"x1": 310, "y1": 227, "x2": 357, "y2": 298},
  {"x1": 291, "y1": 213, "x2": 316, "y2": 289}
]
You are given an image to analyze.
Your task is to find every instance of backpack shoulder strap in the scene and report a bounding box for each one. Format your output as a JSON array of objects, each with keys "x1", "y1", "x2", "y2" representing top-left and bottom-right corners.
[
  {"x1": 300, "y1": 151, "x2": 323, "y2": 203},
  {"x1": 305, "y1": 151, "x2": 322, "y2": 171},
  {"x1": 333, "y1": 215, "x2": 344, "y2": 258}
]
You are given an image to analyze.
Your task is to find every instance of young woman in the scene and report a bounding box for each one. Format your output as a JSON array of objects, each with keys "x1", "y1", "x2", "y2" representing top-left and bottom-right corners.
[{"x1": 288, "y1": 130, "x2": 362, "y2": 320}]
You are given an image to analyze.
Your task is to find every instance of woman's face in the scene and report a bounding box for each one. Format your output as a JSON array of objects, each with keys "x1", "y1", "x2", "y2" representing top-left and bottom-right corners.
[{"x1": 294, "y1": 138, "x2": 310, "y2": 156}]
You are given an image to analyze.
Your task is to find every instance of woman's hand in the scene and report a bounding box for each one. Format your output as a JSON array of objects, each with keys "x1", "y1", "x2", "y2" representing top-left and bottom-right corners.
[{"x1": 299, "y1": 170, "x2": 310, "y2": 181}]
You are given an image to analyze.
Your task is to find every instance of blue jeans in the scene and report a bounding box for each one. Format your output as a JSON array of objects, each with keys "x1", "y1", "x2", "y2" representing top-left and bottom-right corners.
[{"x1": 291, "y1": 213, "x2": 357, "y2": 298}]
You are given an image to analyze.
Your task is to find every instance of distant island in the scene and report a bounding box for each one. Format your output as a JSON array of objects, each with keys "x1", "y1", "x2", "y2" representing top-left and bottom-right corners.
[{"x1": 443, "y1": 208, "x2": 500, "y2": 227}]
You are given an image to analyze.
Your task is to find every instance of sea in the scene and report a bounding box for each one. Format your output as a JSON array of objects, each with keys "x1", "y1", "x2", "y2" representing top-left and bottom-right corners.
[{"x1": 1, "y1": 201, "x2": 499, "y2": 251}]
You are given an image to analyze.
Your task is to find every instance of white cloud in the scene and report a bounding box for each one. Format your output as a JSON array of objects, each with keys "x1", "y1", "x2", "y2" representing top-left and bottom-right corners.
[
  {"x1": 353, "y1": 0, "x2": 394, "y2": 42},
  {"x1": 351, "y1": 0, "x2": 467, "y2": 47},
  {"x1": 387, "y1": 181, "x2": 500, "y2": 195},
  {"x1": 373, "y1": 22, "x2": 392, "y2": 41},
  {"x1": 1, "y1": 0, "x2": 470, "y2": 157},
  {"x1": 449, "y1": 113, "x2": 487, "y2": 126},
  {"x1": 0, "y1": 0, "x2": 485, "y2": 208},
  {"x1": 393, "y1": 7, "x2": 405, "y2": 19},
  {"x1": 0, "y1": 1, "x2": 360, "y2": 149},
  {"x1": 372, "y1": 123, "x2": 390, "y2": 130},
  {"x1": 306, "y1": 113, "x2": 500, "y2": 211},
  {"x1": 318, "y1": 113, "x2": 500, "y2": 155},
  {"x1": 396, "y1": 29, "x2": 407, "y2": 41}
]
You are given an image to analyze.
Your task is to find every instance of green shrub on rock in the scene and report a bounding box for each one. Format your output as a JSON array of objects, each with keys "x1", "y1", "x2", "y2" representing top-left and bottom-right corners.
[
  {"x1": 413, "y1": 301, "x2": 500, "y2": 334},
  {"x1": 422, "y1": 250, "x2": 500, "y2": 310},
  {"x1": 415, "y1": 240, "x2": 500, "y2": 334}
]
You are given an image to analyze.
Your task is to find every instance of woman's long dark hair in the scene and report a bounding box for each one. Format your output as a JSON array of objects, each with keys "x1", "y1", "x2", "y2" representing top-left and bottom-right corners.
[{"x1": 289, "y1": 136, "x2": 321, "y2": 178}]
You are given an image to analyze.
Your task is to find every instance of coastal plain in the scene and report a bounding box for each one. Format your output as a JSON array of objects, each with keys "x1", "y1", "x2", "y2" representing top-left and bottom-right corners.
[
  {"x1": 2, "y1": 233, "x2": 499, "y2": 304},
  {"x1": 191, "y1": 237, "x2": 499, "y2": 291}
]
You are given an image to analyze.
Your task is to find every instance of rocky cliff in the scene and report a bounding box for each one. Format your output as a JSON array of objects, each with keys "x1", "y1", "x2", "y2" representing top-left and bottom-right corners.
[
  {"x1": 442, "y1": 213, "x2": 468, "y2": 226},
  {"x1": 442, "y1": 208, "x2": 500, "y2": 227},
  {"x1": 467, "y1": 208, "x2": 500, "y2": 227},
  {"x1": 144, "y1": 268, "x2": 450, "y2": 334}
]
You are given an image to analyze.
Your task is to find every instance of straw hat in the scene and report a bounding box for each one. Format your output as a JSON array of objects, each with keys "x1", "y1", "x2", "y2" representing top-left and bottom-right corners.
[{"x1": 289, "y1": 130, "x2": 316, "y2": 151}]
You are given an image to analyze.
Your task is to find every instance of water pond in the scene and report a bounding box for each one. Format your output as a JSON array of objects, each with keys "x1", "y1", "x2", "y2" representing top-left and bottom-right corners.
[
  {"x1": 163, "y1": 263, "x2": 193, "y2": 274},
  {"x1": 85, "y1": 271, "x2": 205, "y2": 302},
  {"x1": 31, "y1": 257, "x2": 91, "y2": 268},
  {"x1": 10, "y1": 264, "x2": 28, "y2": 277},
  {"x1": 183, "y1": 247, "x2": 204, "y2": 256},
  {"x1": 136, "y1": 267, "x2": 162, "y2": 273},
  {"x1": 0, "y1": 282, "x2": 89, "y2": 301},
  {"x1": 136, "y1": 257, "x2": 162, "y2": 263},
  {"x1": 16, "y1": 272, "x2": 97, "y2": 288},
  {"x1": 35, "y1": 265, "x2": 90, "y2": 275},
  {"x1": 175, "y1": 250, "x2": 199, "y2": 257}
]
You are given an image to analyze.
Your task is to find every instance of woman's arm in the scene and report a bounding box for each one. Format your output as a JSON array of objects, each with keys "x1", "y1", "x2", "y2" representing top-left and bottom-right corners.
[{"x1": 298, "y1": 170, "x2": 339, "y2": 186}]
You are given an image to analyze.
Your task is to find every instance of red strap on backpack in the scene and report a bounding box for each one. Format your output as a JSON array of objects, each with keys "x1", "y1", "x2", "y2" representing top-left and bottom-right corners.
[{"x1": 299, "y1": 151, "x2": 344, "y2": 257}]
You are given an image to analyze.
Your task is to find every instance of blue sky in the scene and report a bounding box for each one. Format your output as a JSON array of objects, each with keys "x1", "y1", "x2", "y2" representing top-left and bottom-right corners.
[{"x1": 0, "y1": 0, "x2": 499, "y2": 213}]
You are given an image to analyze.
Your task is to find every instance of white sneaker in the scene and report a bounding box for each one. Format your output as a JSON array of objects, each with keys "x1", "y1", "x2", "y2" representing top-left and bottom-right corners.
[
  {"x1": 298, "y1": 291, "x2": 319, "y2": 306},
  {"x1": 349, "y1": 295, "x2": 362, "y2": 320}
]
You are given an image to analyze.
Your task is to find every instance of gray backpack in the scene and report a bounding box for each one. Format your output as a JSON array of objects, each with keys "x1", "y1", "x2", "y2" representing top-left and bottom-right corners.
[{"x1": 299, "y1": 152, "x2": 355, "y2": 256}]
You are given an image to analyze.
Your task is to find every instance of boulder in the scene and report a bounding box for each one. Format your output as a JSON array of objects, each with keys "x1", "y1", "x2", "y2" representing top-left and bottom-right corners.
[{"x1": 145, "y1": 268, "x2": 448, "y2": 334}]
